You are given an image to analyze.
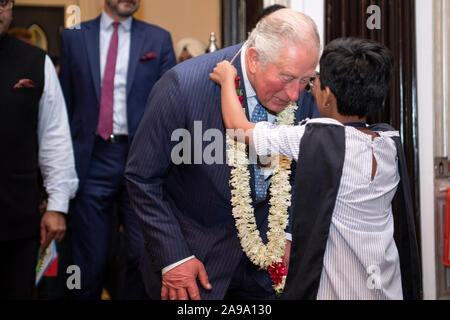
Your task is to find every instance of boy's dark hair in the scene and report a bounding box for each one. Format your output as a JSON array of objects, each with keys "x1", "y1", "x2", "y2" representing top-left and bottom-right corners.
[
  {"x1": 319, "y1": 37, "x2": 394, "y2": 118},
  {"x1": 259, "y1": 4, "x2": 286, "y2": 21}
]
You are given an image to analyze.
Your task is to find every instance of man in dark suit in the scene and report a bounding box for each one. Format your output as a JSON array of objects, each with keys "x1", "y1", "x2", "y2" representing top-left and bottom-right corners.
[
  {"x1": 125, "y1": 9, "x2": 321, "y2": 300},
  {"x1": 0, "y1": 0, "x2": 78, "y2": 299},
  {"x1": 59, "y1": 0, "x2": 176, "y2": 299}
]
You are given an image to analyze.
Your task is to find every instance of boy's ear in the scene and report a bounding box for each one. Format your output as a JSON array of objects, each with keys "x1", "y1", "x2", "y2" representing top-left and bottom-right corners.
[{"x1": 324, "y1": 86, "x2": 337, "y2": 108}]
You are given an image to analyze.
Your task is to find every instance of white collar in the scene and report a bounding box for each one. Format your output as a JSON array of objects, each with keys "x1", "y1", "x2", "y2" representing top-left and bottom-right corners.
[
  {"x1": 240, "y1": 43, "x2": 257, "y2": 99},
  {"x1": 100, "y1": 11, "x2": 133, "y2": 32}
]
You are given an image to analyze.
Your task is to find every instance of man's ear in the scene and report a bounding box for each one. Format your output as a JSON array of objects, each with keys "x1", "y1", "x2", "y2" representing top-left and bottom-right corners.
[{"x1": 246, "y1": 47, "x2": 260, "y2": 74}]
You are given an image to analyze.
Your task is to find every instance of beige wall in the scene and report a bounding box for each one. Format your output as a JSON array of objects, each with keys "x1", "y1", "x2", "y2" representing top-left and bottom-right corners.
[
  {"x1": 136, "y1": 0, "x2": 221, "y2": 52},
  {"x1": 16, "y1": 0, "x2": 221, "y2": 51}
]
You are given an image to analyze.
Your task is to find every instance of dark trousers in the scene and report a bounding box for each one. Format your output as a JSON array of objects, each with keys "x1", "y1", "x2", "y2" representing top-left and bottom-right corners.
[
  {"x1": 224, "y1": 254, "x2": 276, "y2": 300},
  {"x1": 70, "y1": 137, "x2": 147, "y2": 300},
  {"x1": 0, "y1": 237, "x2": 39, "y2": 300}
]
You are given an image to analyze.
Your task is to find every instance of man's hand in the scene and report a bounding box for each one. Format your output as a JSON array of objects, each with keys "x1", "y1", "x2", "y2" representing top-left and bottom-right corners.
[
  {"x1": 161, "y1": 258, "x2": 212, "y2": 300},
  {"x1": 40, "y1": 211, "x2": 66, "y2": 249},
  {"x1": 282, "y1": 240, "x2": 292, "y2": 273}
]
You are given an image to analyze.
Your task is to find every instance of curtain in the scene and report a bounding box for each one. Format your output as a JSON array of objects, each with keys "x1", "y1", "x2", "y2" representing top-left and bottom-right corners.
[{"x1": 221, "y1": 0, "x2": 263, "y2": 47}]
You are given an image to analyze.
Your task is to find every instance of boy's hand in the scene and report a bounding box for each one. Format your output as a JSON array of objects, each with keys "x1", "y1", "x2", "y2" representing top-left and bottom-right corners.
[{"x1": 210, "y1": 61, "x2": 238, "y2": 86}]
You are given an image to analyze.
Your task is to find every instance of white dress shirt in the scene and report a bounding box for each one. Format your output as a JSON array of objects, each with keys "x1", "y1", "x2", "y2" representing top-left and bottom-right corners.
[
  {"x1": 100, "y1": 11, "x2": 131, "y2": 135},
  {"x1": 253, "y1": 118, "x2": 403, "y2": 299},
  {"x1": 39, "y1": 55, "x2": 79, "y2": 214}
]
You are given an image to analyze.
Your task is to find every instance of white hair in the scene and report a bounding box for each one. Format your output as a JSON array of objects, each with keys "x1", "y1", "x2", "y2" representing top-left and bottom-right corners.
[{"x1": 246, "y1": 8, "x2": 321, "y2": 66}]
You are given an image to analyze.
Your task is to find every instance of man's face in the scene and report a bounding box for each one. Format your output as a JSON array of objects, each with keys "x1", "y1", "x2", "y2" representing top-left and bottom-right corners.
[
  {"x1": 0, "y1": 1, "x2": 13, "y2": 38},
  {"x1": 105, "y1": 0, "x2": 140, "y2": 18},
  {"x1": 248, "y1": 43, "x2": 318, "y2": 114}
]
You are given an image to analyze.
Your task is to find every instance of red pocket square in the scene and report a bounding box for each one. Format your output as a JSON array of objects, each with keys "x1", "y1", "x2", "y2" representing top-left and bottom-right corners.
[
  {"x1": 13, "y1": 79, "x2": 36, "y2": 89},
  {"x1": 140, "y1": 52, "x2": 157, "y2": 61}
]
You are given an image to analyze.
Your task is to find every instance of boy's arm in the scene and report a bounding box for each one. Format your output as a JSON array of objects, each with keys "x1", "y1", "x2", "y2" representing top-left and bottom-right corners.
[{"x1": 210, "y1": 61, "x2": 255, "y2": 144}]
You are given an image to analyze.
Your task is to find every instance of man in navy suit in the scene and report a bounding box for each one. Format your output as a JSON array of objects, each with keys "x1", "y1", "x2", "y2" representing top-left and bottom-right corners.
[
  {"x1": 59, "y1": 0, "x2": 176, "y2": 299},
  {"x1": 125, "y1": 9, "x2": 321, "y2": 300}
]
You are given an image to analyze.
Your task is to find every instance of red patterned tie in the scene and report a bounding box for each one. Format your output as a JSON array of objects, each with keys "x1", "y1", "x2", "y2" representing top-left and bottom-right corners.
[{"x1": 98, "y1": 21, "x2": 120, "y2": 140}]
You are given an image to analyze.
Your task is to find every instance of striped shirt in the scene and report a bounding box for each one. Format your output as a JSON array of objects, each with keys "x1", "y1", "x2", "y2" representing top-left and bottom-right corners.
[{"x1": 253, "y1": 118, "x2": 403, "y2": 300}]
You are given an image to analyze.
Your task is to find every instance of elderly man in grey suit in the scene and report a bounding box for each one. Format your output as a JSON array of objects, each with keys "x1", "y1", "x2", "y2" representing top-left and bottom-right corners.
[{"x1": 126, "y1": 9, "x2": 321, "y2": 300}]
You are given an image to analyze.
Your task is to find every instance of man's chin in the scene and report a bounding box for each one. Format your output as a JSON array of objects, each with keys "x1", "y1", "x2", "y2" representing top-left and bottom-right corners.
[
  {"x1": 117, "y1": 3, "x2": 138, "y2": 16},
  {"x1": 266, "y1": 102, "x2": 291, "y2": 114},
  {"x1": 117, "y1": 9, "x2": 137, "y2": 18}
]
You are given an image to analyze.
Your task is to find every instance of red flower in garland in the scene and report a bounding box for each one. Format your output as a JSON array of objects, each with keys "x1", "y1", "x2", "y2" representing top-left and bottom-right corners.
[
  {"x1": 267, "y1": 262, "x2": 287, "y2": 287},
  {"x1": 235, "y1": 76, "x2": 241, "y2": 89},
  {"x1": 235, "y1": 76, "x2": 244, "y2": 106}
]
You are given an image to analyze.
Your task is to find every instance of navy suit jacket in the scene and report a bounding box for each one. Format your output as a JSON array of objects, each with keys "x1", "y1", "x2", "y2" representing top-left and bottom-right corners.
[
  {"x1": 59, "y1": 16, "x2": 176, "y2": 187},
  {"x1": 125, "y1": 43, "x2": 320, "y2": 299}
]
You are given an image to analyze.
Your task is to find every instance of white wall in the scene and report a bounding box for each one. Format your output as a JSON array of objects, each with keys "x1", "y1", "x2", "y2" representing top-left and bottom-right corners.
[
  {"x1": 264, "y1": 0, "x2": 291, "y2": 6},
  {"x1": 289, "y1": 0, "x2": 325, "y2": 50},
  {"x1": 416, "y1": 0, "x2": 436, "y2": 300},
  {"x1": 263, "y1": 0, "x2": 325, "y2": 50},
  {"x1": 135, "y1": 0, "x2": 221, "y2": 53}
]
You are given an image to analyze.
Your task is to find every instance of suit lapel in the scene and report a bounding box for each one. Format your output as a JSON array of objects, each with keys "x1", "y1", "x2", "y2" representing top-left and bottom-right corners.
[
  {"x1": 127, "y1": 19, "x2": 145, "y2": 97},
  {"x1": 84, "y1": 17, "x2": 101, "y2": 104},
  {"x1": 232, "y1": 46, "x2": 257, "y2": 202},
  {"x1": 233, "y1": 47, "x2": 250, "y2": 120}
]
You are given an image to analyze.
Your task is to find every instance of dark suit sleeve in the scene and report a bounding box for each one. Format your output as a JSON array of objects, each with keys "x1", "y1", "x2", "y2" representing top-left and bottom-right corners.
[
  {"x1": 311, "y1": 103, "x2": 321, "y2": 118},
  {"x1": 158, "y1": 32, "x2": 177, "y2": 78},
  {"x1": 58, "y1": 30, "x2": 74, "y2": 121},
  {"x1": 125, "y1": 69, "x2": 192, "y2": 271},
  {"x1": 304, "y1": 91, "x2": 321, "y2": 119}
]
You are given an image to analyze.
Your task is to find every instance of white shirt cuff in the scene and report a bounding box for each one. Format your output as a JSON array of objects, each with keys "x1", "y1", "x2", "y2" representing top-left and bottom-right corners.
[
  {"x1": 46, "y1": 193, "x2": 70, "y2": 214},
  {"x1": 286, "y1": 233, "x2": 292, "y2": 242},
  {"x1": 162, "y1": 256, "x2": 196, "y2": 275}
]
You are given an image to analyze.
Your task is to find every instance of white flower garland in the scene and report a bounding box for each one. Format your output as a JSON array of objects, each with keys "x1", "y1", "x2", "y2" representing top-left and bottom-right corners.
[{"x1": 226, "y1": 102, "x2": 298, "y2": 292}]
